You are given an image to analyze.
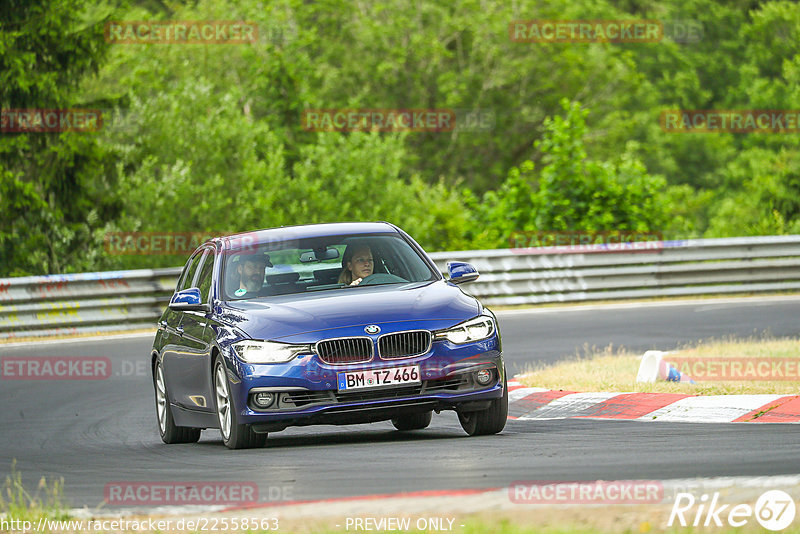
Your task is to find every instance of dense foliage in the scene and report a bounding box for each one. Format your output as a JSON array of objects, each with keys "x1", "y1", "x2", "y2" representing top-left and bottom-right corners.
[{"x1": 2, "y1": 0, "x2": 799, "y2": 275}]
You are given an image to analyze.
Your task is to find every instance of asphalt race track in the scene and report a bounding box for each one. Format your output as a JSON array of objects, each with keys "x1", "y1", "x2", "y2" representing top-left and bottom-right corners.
[{"x1": 1, "y1": 296, "x2": 799, "y2": 510}]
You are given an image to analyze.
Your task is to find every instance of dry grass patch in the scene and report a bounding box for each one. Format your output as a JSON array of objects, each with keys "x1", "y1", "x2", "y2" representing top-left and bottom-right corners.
[{"x1": 518, "y1": 337, "x2": 800, "y2": 395}]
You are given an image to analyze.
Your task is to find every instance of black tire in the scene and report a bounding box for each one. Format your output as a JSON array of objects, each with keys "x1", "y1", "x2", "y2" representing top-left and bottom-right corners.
[
  {"x1": 213, "y1": 356, "x2": 267, "y2": 449},
  {"x1": 391, "y1": 410, "x2": 433, "y2": 431},
  {"x1": 458, "y1": 376, "x2": 508, "y2": 436},
  {"x1": 154, "y1": 360, "x2": 201, "y2": 444}
]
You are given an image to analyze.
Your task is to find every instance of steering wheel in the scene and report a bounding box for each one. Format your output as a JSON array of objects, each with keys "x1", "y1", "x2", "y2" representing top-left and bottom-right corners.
[{"x1": 357, "y1": 273, "x2": 407, "y2": 286}]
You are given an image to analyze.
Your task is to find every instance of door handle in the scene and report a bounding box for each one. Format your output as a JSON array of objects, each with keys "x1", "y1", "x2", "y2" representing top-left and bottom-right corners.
[{"x1": 176, "y1": 325, "x2": 184, "y2": 336}]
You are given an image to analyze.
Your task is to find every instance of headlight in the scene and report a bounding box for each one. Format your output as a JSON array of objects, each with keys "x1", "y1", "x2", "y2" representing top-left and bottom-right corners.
[
  {"x1": 435, "y1": 315, "x2": 495, "y2": 344},
  {"x1": 232, "y1": 340, "x2": 310, "y2": 364}
]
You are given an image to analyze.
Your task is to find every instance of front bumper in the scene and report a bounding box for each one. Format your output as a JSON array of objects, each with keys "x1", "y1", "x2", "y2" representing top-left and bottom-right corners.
[{"x1": 228, "y1": 337, "x2": 504, "y2": 427}]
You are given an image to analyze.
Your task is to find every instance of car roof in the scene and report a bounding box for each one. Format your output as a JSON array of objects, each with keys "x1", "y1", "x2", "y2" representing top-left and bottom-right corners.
[{"x1": 214, "y1": 222, "x2": 400, "y2": 250}]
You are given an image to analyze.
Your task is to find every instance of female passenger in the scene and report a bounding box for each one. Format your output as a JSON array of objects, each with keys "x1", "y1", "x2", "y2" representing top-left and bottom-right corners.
[{"x1": 338, "y1": 245, "x2": 374, "y2": 286}]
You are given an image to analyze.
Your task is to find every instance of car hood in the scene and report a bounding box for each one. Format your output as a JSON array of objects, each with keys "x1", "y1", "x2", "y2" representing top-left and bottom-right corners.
[{"x1": 217, "y1": 280, "x2": 480, "y2": 342}]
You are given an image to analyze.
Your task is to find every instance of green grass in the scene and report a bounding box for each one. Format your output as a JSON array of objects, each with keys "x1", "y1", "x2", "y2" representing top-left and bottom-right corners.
[{"x1": 0, "y1": 461, "x2": 70, "y2": 523}]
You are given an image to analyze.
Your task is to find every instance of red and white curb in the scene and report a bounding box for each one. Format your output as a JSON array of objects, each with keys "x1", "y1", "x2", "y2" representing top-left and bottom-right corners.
[{"x1": 507, "y1": 380, "x2": 800, "y2": 423}]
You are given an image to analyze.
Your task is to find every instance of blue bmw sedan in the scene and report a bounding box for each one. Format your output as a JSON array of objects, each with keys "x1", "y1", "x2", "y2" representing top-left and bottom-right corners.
[{"x1": 151, "y1": 222, "x2": 507, "y2": 449}]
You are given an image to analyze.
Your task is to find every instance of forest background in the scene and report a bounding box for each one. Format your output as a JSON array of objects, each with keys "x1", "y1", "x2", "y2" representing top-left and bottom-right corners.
[{"x1": 2, "y1": 0, "x2": 799, "y2": 276}]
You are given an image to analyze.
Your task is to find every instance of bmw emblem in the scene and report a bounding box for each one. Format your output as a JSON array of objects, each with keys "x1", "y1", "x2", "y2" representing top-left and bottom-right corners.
[{"x1": 364, "y1": 325, "x2": 381, "y2": 335}]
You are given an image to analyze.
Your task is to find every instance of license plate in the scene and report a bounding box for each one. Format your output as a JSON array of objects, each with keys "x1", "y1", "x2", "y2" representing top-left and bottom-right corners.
[{"x1": 337, "y1": 365, "x2": 421, "y2": 392}]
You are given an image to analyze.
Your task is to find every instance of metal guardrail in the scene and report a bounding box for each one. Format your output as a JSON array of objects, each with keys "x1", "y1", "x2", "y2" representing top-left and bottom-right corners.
[
  {"x1": 0, "y1": 268, "x2": 182, "y2": 339},
  {"x1": 428, "y1": 235, "x2": 800, "y2": 306},
  {"x1": 2, "y1": 236, "x2": 800, "y2": 339}
]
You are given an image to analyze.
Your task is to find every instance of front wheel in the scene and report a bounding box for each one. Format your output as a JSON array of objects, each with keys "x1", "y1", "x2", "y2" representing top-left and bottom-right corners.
[
  {"x1": 458, "y1": 377, "x2": 508, "y2": 436},
  {"x1": 154, "y1": 360, "x2": 201, "y2": 444},
  {"x1": 213, "y1": 356, "x2": 266, "y2": 449}
]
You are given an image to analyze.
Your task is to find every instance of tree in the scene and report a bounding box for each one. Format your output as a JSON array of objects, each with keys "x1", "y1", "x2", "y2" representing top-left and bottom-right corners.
[
  {"x1": 0, "y1": 0, "x2": 115, "y2": 276},
  {"x1": 471, "y1": 99, "x2": 690, "y2": 248}
]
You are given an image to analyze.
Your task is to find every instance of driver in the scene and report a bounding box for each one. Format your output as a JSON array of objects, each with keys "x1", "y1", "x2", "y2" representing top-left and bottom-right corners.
[
  {"x1": 338, "y1": 245, "x2": 373, "y2": 286},
  {"x1": 233, "y1": 254, "x2": 270, "y2": 297}
]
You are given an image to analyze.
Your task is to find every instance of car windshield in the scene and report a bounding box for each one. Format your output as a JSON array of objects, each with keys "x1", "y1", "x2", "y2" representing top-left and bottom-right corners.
[{"x1": 221, "y1": 232, "x2": 438, "y2": 300}]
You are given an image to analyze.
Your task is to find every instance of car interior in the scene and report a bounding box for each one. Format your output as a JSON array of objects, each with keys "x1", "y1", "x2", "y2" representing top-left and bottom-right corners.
[{"x1": 222, "y1": 234, "x2": 436, "y2": 300}]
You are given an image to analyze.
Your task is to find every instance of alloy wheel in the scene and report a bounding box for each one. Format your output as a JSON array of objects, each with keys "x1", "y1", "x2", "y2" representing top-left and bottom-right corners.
[
  {"x1": 156, "y1": 365, "x2": 167, "y2": 434},
  {"x1": 215, "y1": 363, "x2": 232, "y2": 440}
]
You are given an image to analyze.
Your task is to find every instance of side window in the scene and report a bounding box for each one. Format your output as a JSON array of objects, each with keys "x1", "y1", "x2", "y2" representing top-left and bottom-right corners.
[
  {"x1": 177, "y1": 251, "x2": 203, "y2": 291},
  {"x1": 196, "y1": 249, "x2": 216, "y2": 304}
]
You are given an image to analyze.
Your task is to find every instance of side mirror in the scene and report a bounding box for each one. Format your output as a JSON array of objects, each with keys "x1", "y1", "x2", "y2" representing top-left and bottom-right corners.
[
  {"x1": 169, "y1": 287, "x2": 210, "y2": 312},
  {"x1": 447, "y1": 261, "x2": 479, "y2": 285}
]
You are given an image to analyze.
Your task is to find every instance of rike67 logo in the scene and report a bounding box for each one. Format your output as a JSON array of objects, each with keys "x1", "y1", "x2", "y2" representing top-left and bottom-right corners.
[{"x1": 669, "y1": 490, "x2": 796, "y2": 531}]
